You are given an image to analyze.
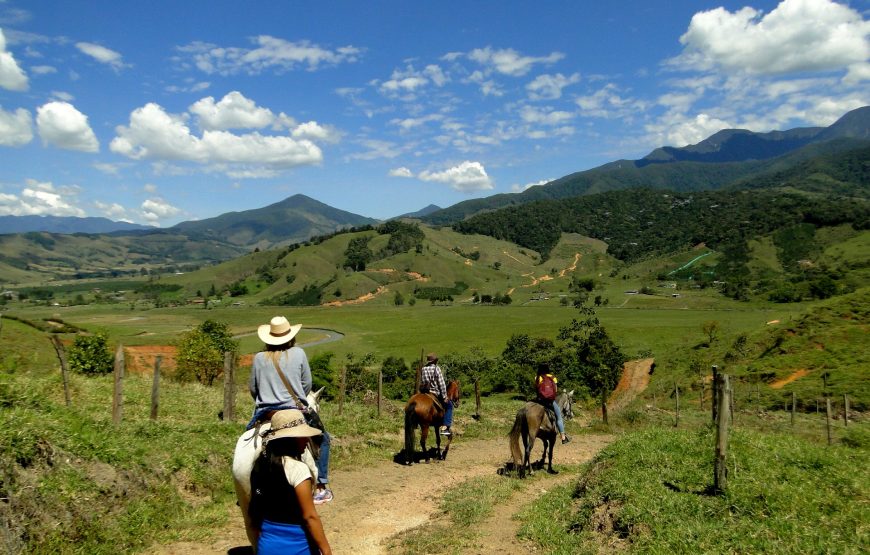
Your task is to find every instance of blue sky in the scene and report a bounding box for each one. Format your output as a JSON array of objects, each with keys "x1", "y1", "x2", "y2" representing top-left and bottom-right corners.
[{"x1": 0, "y1": 0, "x2": 868, "y2": 226}]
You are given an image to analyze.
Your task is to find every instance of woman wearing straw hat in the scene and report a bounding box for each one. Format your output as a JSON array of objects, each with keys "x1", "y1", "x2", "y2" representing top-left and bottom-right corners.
[
  {"x1": 249, "y1": 409, "x2": 332, "y2": 555},
  {"x1": 248, "y1": 316, "x2": 333, "y2": 505}
]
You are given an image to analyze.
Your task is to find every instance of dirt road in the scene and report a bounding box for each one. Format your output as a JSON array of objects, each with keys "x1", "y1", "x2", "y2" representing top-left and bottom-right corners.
[{"x1": 148, "y1": 434, "x2": 612, "y2": 555}]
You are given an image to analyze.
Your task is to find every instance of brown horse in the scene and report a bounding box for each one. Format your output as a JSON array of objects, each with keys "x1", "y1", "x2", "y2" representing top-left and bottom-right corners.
[
  {"x1": 508, "y1": 390, "x2": 573, "y2": 478},
  {"x1": 403, "y1": 380, "x2": 460, "y2": 465}
]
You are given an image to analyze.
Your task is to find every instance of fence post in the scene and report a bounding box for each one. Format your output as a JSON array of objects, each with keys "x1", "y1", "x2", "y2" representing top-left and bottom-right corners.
[
  {"x1": 843, "y1": 394, "x2": 849, "y2": 427},
  {"x1": 415, "y1": 349, "x2": 424, "y2": 394},
  {"x1": 790, "y1": 391, "x2": 796, "y2": 427},
  {"x1": 48, "y1": 335, "x2": 72, "y2": 407},
  {"x1": 699, "y1": 369, "x2": 704, "y2": 410},
  {"x1": 338, "y1": 366, "x2": 346, "y2": 416},
  {"x1": 222, "y1": 352, "x2": 235, "y2": 422},
  {"x1": 601, "y1": 390, "x2": 609, "y2": 425},
  {"x1": 711, "y1": 365, "x2": 718, "y2": 423},
  {"x1": 674, "y1": 382, "x2": 680, "y2": 428},
  {"x1": 714, "y1": 372, "x2": 731, "y2": 493},
  {"x1": 112, "y1": 344, "x2": 124, "y2": 426},
  {"x1": 474, "y1": 379, "x2": 481, "y2": 419},
  {"x1": 825, "y1": 398, "x2": 833, "y2": 446},
  {"x1": 150, "y1": 355, "x2": 162, "y2": 421},
  {"x1": 377, "y1": 369, "x2": 383, "y2": 417}
]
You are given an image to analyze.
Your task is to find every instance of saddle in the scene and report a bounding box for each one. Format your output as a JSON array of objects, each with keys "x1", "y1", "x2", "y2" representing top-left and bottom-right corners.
[
  {"x1": 535, "y1": 399, "x2": 556, "y2": 432},
  {"x1": 425, "y1": 392, "x2": 445, "y2": 413}
]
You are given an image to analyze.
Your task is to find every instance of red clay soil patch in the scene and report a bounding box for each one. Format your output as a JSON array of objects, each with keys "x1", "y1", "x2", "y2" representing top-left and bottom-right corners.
[
  {"x1": 124, "y1": 345, "x2": 178, "y2": 375},
  {"x1": 608, "y1": 358, "x2": 654, "y2": 412},
  {"x1": 124, "y1": 346, "x2": 254, "y2": 376},
  {"x1": 770, "y1": 369, "x2": 810, "y2": 389}
]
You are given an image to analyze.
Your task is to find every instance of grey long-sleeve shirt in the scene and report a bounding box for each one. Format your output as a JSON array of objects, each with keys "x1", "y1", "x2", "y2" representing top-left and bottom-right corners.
[{"x1": 248, "y1": 348, "x2": 312, "y2": 410}]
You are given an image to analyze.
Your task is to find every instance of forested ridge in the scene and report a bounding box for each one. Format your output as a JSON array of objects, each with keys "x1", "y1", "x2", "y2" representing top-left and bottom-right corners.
[{"x1": 453, "y1": 188, "x2": 869, "y2": 262}]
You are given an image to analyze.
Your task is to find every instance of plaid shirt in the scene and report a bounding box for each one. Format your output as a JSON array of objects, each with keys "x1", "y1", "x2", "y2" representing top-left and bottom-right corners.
[{"x1": 421, "y1": 363, "x2": 447, "y2": 399}]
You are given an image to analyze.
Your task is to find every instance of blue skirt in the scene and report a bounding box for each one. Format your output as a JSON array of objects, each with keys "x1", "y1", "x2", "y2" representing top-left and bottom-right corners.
[{"x1": 257, "y1": 519, "x2": 312, "y2": 555}]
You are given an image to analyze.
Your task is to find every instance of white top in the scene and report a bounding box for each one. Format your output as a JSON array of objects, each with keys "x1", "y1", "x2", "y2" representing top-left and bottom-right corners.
[{"x1": 282, "y1": 455, "x2": 315, "y2": 488}]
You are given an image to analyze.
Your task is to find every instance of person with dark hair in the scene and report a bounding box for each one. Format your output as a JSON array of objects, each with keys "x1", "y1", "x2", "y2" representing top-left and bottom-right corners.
[
  {"x1": 248, "y1": 316, "x2": 333, "y2": 504},
  {"x1": 420, "y1": 352, "x2": 454, "y2": 436},
  {"x1": 249, "y1": 409, "x2": 332, "y2": 555},
  {"x1": 535, "y1": 363, "x2": 570, "y2": 444}
]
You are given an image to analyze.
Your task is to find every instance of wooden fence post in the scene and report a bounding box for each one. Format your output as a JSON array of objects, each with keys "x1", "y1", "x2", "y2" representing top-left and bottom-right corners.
[
  {"x1": 698, "y1": 370, "x2": 704, "y2": 410},
  {"x1": 222, "y1": 352, "x2": 235, "y2": 422},
  {"x1": 714, "y1": 372, "x2": 731, "y2": 493},
  {"x1": 711, "y1": 365, "x2": 719, "y2": 423},
  {"x1": 601, "y1": 390, "x2": 609, "y2": 425},
  {"x1": 674, "y1": 382, "x2": 680, "y2": 428},
  {"x1": 377, "y1": 369, "x2": 383, "y2": 417},
  {"x1": 338, "y1": 366, "x2": 346, "y2": 416},
  {"x1": 825, "y1": 398, "x2": 833, "y2": 446},
  {"x1": 48, "y1": 335, "x2": 72, "y2": 407},
  {"x1": 843, "y1": 394, "x2": 849, "y2": 427},
  {"x1": 150, "y1": 355, "x2": 162, "y2": 421},
  {"x1": 474, "y1": 379, "x2": 481, "y2": 419},
  {"x1": 790, "y1": 391, "x2": 796, "y2": 427},
  {"x1": 112, "y1": 344, "x2": 124, "y2": 426},
  {"x1": 415, "y1": 349, "x2": 424, "y2": 394}
]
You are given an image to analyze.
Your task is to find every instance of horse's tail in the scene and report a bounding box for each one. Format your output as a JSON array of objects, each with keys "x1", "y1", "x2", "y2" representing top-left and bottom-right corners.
[
  {"x1": 404, "y1": 401, "x2": 417, "y2": 465},
  {"x1": 509, "y1": 406, "x2": 525, "y2": 469}
]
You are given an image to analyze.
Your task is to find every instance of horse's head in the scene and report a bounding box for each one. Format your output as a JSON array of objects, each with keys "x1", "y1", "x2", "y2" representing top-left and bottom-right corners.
[
  {"x1": 447, "y1": 380, "x2": 461, "y2": 407},
  {"x1": 559, "y1": 390, "x2": 574, "y2": 419},
  {"x1": 307, "y1": 386, "x2": 325, "y2": 413}
]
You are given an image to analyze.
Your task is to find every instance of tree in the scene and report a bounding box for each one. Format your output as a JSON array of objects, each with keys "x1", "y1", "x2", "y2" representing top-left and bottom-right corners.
[
  {"x1": 68, "y1": 333, "x2": 114, "y2": 375},
  {"x1": 394, "y1": 291, "x2": 405, "y2": 306},
  {"x1": 175, "y1": 320, "x2": 238, "y2": 385},
  {"x1": 557, "y1": 301, "x2": 625, "y2": 422},
  {"x1": 701, "y1": 320, "x2": 720, "y2": 346}
]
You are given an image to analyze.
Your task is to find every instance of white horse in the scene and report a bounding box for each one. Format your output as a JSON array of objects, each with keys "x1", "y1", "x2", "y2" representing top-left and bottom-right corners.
[{"x1": 232, "y1": 387, "x2": 324, "y2": 548}]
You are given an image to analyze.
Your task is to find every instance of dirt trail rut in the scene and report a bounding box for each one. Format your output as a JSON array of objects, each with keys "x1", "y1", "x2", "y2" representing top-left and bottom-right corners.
[{"x1": 149, "y1": 434, "x2": 612, "y2": 555}]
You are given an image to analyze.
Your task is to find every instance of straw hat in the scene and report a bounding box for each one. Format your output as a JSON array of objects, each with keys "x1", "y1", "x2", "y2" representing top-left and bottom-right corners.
[
  {"x1": 426, "y1": 352, "x2": 438, "y2": 363},
  {"x1": 258, "y1": 316, "x2": 302, "y2": 345},
  {"x1": 264, "y1": 409, "x2": 322, "y2": 440}
]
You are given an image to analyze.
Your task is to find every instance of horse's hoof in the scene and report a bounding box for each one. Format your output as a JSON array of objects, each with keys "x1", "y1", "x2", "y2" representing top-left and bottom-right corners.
[{"x1": 547, "y1": 468, "x2": 558, "y2": 475}]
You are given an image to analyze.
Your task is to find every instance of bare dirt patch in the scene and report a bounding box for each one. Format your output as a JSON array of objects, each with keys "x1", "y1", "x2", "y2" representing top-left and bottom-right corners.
[
  {"x1": 770, "y1": 369, "x2": 810, "y2": 389},
  {"x1": 608, "y1": 358, "x2": 654, "y2": 412},
  {"x1": 147, "y1": 434, "x2": 613, "y2": 555}
]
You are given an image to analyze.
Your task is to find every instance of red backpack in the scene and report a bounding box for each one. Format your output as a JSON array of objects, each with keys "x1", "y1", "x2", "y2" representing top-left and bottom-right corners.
[{"x1": 537, "y1": 374, "x2": 557, "y2": 401}]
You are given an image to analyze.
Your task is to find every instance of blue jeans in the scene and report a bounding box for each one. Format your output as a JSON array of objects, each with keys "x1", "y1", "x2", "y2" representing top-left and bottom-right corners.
[
  {"x1": 551, "y1": 401, "x2": 565, "y2": 434},
  {"x1": 443, "y1": 399, "x2": 454, "y2": 427},
  {"x1": 316, "y1": 431, "x2": 330, "y2": 486}
]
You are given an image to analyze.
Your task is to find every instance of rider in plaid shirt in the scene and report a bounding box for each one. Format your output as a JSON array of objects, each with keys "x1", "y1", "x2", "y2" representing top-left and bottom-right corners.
[{"x1": 421, "y1": 353, "x2": 453, "y2": 436}]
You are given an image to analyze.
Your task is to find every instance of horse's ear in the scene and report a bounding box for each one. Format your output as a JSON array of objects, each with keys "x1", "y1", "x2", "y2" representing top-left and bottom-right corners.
[
  {"x1": 312, "y1": 386, "x2": 325, "y2": 400},
  {"x1": 568, "y1": 390, "x2": 574, "y2": 397}
]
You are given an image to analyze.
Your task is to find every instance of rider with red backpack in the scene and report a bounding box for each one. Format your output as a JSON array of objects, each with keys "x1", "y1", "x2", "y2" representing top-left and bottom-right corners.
[{"x1": 535, "y1": 363, "x2": 571, "y2": 444}]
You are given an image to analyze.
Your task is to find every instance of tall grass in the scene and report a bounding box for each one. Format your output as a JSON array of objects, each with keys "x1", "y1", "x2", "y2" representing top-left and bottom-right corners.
[{"x1": 517, "y1": 424, "x2": 868, "y2": 554}]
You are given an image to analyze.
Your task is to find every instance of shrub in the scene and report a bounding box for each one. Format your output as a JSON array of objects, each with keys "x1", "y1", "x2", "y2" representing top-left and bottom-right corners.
[
  {"x1": 175, "y1": 320, "x2": 238, "y2": 386},
  {"x1": 67, "y1": 333, "x2": 114, "y2": 375}
]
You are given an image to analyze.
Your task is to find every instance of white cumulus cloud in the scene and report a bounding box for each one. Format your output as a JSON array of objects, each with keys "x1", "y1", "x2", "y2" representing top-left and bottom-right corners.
[
  {"x1": 511, "y1": 178, "x2": 552, "y2": 193},
  {"x1": 0, "y1": 105, "x2": 33, "y2": 146},
  {"x1": 527, "y1": 72, "x2": 580, "y2": 100},
  {"x1": 110, "y1": 102, "x2": 322, "y2": 169},
  {"x1": 141, "y1": 197, "x2": 180, "y2": 223},
  {"x1": 36, "y1": 101, "x2": 99, "y2": 152},
  {"x1": 76, "y1": 41, "x2": 128, "y2": 71},
  {"x1": 418, "y1": 161, "x2": 494, "y2": 192},
  {"x1": 189, "y1": 91, "x2": 275, "y2": 130},
  {"x1": 388, "y1": 167, "x2": 413, "y2": 178},
  {"x1": 673, "y1": 0, "x2": 870, "y2": 75},
  {"x1": 0, "y1": 28, "x2": 28, "y2": 91},
  {"x1": 468, "y1": 46, "x2": 563, "y2": 76},
  {"x1": 178, "y1": 36, "x2": 361, "y2": 76},
  {"x1": 94, "y1": 200, "x2": 128, "y2": 219},
  {"x1": 0, "y1": 179, "x2": 85, "y2": 216}
]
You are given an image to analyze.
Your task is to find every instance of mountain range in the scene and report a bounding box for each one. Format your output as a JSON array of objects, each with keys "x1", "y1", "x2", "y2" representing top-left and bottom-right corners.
[{"x1": 1, "y1": 105, "x2": 868, "y2": 284}]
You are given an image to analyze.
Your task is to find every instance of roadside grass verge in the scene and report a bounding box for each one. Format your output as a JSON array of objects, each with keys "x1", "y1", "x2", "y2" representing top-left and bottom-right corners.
[{"x1": 518, "y1": 425, "x2": 869, "y2": 554}]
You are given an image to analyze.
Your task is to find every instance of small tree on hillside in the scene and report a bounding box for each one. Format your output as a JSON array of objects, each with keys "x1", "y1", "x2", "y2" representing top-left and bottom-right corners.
[
  {"x1": 175, "y1": 320, "x2": 238, "y2": 385},
  {"x1": 701, "y1": 320, "x2": 720, "y2": 346},
  {"x1": 68, "y1": 333, "x2": 114, "y2": 375},
  {"x1": 558, "y1": 301, "x2": 625, "y2": 423}
]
